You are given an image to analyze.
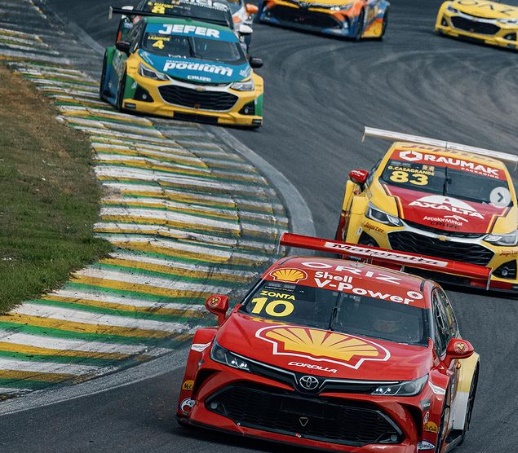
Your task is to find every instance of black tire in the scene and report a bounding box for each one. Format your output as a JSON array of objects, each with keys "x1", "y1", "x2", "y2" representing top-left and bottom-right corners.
[
  {"x1": 116, "y1": 71, "x2": 127, "y2": 112},
  {"x1": 435, "y1": 405, "x2": 446, "y2": 453},
  {"x1": 99, "y1": 52, "x2": 108, "y2": 101},
  {"x1": 354, "y1": 9, "x2": 365, "y2": 41},
  {"x1": 377, "y1": 9, "x2": 389, "y2": 40},
  {"x1": 458, "y1": 367, "x2": 479, "y2": 446}
]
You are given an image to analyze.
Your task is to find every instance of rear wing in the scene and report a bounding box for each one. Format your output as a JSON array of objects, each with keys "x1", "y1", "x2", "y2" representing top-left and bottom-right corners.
[
  {"x1": 363, "y1": 126, "x2": 518, "y2": 168},
  {"x1": 280, "y1": 233, "x2": 492, "y2": 289},
  {"x1": 109, "y1": 4, "x2": 234, "y2": 29}
]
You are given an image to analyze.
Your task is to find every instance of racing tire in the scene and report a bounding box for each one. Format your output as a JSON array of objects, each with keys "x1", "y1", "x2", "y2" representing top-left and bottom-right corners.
[
  {"x1": 116, "y1": 71, "x2": 127, "y2": 112},
  {"x1": 377, "y1": 9, "x2": 389, "y2": 40},
  {"x1": 99, "y1": 52, "x2": 108, "y2": 101},
  {"x1": 458, "y1": 367, "x2": 479, "y2": 446},
  {"x1": 353, "y1": 9, "x2": 365, "y2": 41}
]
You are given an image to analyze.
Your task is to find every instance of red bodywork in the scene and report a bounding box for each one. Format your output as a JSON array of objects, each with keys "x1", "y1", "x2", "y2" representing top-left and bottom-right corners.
[{"x1": 176, "y1": 234, "x2": 479, "y2": 452}]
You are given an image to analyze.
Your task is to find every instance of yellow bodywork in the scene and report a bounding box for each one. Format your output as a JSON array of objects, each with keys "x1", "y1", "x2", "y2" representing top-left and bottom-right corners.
[
  {"x1": 435, "y1": 0, "x2": 518, "y2": 50},
  {"x1": 337, "y1": 141, "x2": 518, "y2": 288}
]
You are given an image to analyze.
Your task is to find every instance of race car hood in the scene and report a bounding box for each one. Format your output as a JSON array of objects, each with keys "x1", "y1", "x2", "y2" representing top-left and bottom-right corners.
[
  {"x1": 387, "y1": 185, "x2": 508, "y2": 234},
  {"x1": 216, "y1": 312, "x2": 432, "y2": 381},
  {"x1": 450, "y1": 0, "x2": 518, "y2": 19},
  {"x1": 138, "y1": 50, "x2": 252, "y2": 84}
]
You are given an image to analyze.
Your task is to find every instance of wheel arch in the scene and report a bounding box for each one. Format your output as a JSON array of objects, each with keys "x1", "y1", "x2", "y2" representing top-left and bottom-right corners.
[{"x1": 451, "y1": 352, "x2": 480, "y2": 431}]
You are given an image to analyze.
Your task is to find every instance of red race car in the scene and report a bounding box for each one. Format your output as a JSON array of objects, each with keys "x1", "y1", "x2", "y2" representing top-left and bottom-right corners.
[{"x1": 176, "y1": 233, "x2": 485, "y2": 452}]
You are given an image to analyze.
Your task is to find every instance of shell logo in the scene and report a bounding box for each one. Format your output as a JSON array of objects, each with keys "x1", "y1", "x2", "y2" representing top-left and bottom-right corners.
[
  {"x1": 256, "y1": 326, "x2": 389, "y2": 369},
  {"x1": 269, "y1": 268, "x2": 308, "y2": 283},
  {"x1": 454, "y1": 341, "x2": 467, "y2": 353}
]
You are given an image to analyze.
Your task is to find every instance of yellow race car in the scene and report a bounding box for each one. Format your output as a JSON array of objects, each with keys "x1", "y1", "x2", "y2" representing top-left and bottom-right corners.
[
  {"x1": 335, "y1": 127, "x2": 518, "y2": 293},
  {"x1": 435, "y1": 0, "x2": 518, "y2": 51}
]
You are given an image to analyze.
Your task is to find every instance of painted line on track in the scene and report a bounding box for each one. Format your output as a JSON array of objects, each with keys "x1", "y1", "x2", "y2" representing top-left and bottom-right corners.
[{"x1": 0, "y1": 0, "x2": 314, "y2": 402}]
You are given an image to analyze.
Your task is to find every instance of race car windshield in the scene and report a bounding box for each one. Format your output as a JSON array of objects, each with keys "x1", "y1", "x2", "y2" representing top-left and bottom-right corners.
[
  {"x1": 380, "y1": 159, "x2": 513, "y2": 205},
  {"x1": 140, "y1": 2, "x2": 233, "y2": 28},
  {"x1": 239, "y1": 281, "x2": 429, "y2": 345},
  {"x1": 142, "y1": 33, "x2": 245, "y2": 62}
]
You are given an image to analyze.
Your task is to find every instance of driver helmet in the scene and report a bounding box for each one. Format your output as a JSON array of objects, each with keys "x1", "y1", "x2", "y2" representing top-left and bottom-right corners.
[{"x1": 373, "y1": 309, "x2": 402, "y2": 334}]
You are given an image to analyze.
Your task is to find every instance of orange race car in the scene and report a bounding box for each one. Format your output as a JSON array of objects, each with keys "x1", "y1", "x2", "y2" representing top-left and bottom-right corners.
[{"x1": 256, "y1": 0, "x2": 389, "y2": 40}]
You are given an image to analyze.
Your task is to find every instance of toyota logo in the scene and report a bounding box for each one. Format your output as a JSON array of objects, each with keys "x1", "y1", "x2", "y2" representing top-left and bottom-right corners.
[{"x1": 299, "y1": 375, "x2": 319, "y2": 391}]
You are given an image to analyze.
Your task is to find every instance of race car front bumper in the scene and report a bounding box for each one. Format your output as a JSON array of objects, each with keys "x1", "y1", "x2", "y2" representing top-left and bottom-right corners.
[{"x1": 435, "y1": 8, "x2": 518, "y2": 51}]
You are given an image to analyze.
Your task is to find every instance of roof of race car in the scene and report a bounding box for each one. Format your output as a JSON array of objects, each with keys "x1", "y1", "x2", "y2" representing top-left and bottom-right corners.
[{"x1": 263, "y1": 255, "x2": 431, "y2": 309}]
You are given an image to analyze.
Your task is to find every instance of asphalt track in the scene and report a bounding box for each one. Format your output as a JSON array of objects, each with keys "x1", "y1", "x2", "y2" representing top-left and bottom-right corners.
[{"x1": 1, "y1": 0, "x2": 518, "y2": 452}]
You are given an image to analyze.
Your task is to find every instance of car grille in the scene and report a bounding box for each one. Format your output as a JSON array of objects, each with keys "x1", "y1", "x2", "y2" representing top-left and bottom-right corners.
[
  {"x1": 206, "y1": 383, "x2": 403, "y2": 446},
  {"x1": 404, "y1": 220, "x2": 484, "y2": 238},
  {"x1": 451, "y1": 16, "x2": 500, "y2": 35},
  {"x1": 388, "y1": 231, "x2": 494, "y2": 265},
  {"x1": 158, "y1": 86, "x2": 238, "y2": 111},
  {"x1": 267, "y1": 6, "x2": 341, "y2": 29}
]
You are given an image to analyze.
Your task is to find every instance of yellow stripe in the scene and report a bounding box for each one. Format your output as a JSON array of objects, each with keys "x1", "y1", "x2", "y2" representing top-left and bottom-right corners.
[
  {"x1": 97, "y1": 216, "x2": 238, "y2": 235},
  {"x1": 0, "y1": 314, "x2": 172, "y2": 338},
  {"x1": 98, "y1": 257, "x2": 251, "y2": 283},
  {"x1": 100, "y1": 202, "x2": 238, "y2": 220},
  {"x1": 97, "y1": 159, "x2": 220, "y2": 178},
  {"x1": 69, "y1": 275, "x2": 214, "y2": 299},
  {"x1": 62, "y1": 108, "x2": 153, "y2": 124},
  {"x1": 103, "y1": 242, "x2": 263, "y2": 266},
  {"x1": 0, "y1": 370, "x2": 76, "y2": 383},
  {"x1": 41, "y1": 294, "x2": 207, "y2": 317},
  {"x1": 0, "y1": 342, "x2": 129, "y2": 360},
  {"x1": 95, "y1": 149, "x2": 208, "y2": 168}
]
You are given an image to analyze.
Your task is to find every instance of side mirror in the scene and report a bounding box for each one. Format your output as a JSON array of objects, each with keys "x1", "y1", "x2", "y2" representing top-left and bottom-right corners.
[
  {"x1": 205, "y1": 295, "x2": 229, "y2": 326},
  {"x1": 349, "y1": 169, "x2": 369, "y2": 185},
  {"x1": 249, "y1": 56, "x2": 263, "y2": 68},
  {"x1": 246, "y1": 4, "x2": 259, "y2": 14},
  {"x1": 116, "y1": 41, "x2": 131, "y2": 54},
  {"x1": 443, "y1": 338, "x2": 474, "y2": 368}
]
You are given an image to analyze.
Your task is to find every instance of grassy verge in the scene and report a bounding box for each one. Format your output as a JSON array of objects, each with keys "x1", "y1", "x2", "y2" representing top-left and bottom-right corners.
[{"x1": 0, "y1": 63, "x2": 112, "y2": 314}]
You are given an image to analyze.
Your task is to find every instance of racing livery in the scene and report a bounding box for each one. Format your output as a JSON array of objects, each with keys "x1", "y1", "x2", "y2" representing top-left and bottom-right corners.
[
  {"x1": 435, "y1": 0, "x2": 518, "y2": 51},
  {"x1": 336, "y1": 127, "x2": 518, "y2": 293},
  {"x1": 99, "y1": 16, "x2": 264, "y2": 127},
  {"x1": 112, "y1": 0, "x2": 258, "y2": 56},
  {"x1": 257, "y1": 0, "x2": 389, "y2": 40},
  {"x1": 177, "y1": 233, "x2": 482, "y2": 452}
]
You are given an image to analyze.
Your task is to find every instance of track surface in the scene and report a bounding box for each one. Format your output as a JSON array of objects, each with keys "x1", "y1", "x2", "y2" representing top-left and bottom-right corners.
[{"x1": 2, "y1": 0, "x2": 518, "y2": 451}]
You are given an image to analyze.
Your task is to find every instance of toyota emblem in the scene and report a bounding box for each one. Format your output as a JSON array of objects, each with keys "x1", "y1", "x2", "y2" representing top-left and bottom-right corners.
[{"x1": 299, "y1": 375, "x2": 319, "y2": 391}]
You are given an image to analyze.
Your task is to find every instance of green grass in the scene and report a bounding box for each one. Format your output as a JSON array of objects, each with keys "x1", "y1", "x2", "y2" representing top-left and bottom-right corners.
[{"x1": 0, "y1": 63, "x2": 112, "y2": 313}]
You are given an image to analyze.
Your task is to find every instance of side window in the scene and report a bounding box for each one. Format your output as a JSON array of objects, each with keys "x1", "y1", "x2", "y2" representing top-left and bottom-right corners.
[
  {"x1": 431, "y1": 290, "x2": 450, "y2": 356},
  {"x1": 127, "y1": 21, "x2": 143, "y2": 50},
  {"x1": 437, "y1": 288, "x2": 459, "y2": 337},
  {"x1": 365, "y1": 159, "x2": 381, "y2": 188}
]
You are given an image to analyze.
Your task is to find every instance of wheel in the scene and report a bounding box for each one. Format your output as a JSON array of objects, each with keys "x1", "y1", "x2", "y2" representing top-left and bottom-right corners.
[
  {"x1": 354, "y1": 9, "x2": 365, "y2": 41},
  {"x1": 458, "y1": 367, "x2": 479, "y2": 446},
  {"x1": 99, "y1": 52, "x2": 108, "y2": 101},
  {"x1": 377, "y1": 9, "x2": 389, "y2": 40},
  {"x1": 116, "y1": 71, "x2": 127, "y2": 112},
  {"x1": 435, "y1": 405, "x2": 446, "y2": 453}
]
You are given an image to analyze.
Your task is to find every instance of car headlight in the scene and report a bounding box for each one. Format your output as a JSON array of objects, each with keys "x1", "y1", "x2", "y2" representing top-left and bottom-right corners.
[
  {"x1": 231, "y1": 79, "x2": 255, "y2": 91},
  {"x1": 485, "y1": 230, "x2": 518, "y2": 247},
  {"x1": 138, "y1": 63, "x2": 169, "y2": 81},
  {"x1": 210, "y1": 341, "x2": 250, "y2": 371},
  {"x1": 446, "y1": 5, "x2": 459, "y2": 13},
  {"x1": 366, "y1": 203, "x2": 403, "y2": 227},
  {"x1": 372, "y1": 375, "x2": 428, "y2": 396}
]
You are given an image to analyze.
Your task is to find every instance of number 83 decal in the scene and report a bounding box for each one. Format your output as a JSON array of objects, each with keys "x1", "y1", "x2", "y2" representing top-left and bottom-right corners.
[{"x1": 389, "y1": 170, "x2": 428, "y2": 186}]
